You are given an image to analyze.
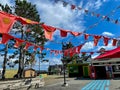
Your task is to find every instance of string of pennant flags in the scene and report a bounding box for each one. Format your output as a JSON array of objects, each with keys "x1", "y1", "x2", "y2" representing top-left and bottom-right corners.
[
  {"x1": 54, "y1": 0, "x2": 120, "y2": 26},
  {"x1": 41, "y1": 24, "x2": 119, "y2": 47},
  {"x1": 0, "y1": 10, "x2": 119, "y2": 47},
  {"x1": 0, "y1": 33, "x2": 110, "y2": 57},
  {"x1": 0, "y1": 11, "x2": 119, "y2": 57}
]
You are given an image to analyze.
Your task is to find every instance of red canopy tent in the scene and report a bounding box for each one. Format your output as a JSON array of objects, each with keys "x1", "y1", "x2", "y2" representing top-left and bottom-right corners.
[{"x1": 94, "y1": 47, "x2": 120, "y2": 60}]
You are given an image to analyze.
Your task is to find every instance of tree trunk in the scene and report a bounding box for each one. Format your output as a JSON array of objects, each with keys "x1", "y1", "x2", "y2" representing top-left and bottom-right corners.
[
  {"x1": 2, "y1": 43, "x2": 8, "y2": 79},
  {"x1": 17, "y1": 28, "x2": 24, "y2": 78}
]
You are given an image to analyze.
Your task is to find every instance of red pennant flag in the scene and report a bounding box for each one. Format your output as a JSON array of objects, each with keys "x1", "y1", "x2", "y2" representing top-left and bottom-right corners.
[
  {"x1": 2, "y1": 33, "x2": 13, "y2": 44},
  {"x1": 112, "y1": 39, "x2": 117, "y2": 46},
  {"x1": 24, "y1": 42, "x2": 33, "y2": 50},
  {"x1": 84, "y1": 34, "x2": 89, "y2": 40},
  {"x1": 0, "y1": 11, "x2": 17, "y2": 33},
  {"x1": 55, "y1": 50, "x2": 59, "y2": 56},
  {"x1": 70, "y1": 31, "x2": 81, "y2": 36},
  {"x1": 77, "y1": 45, "x2": 83, "y2": 53},
  {"x1": 82, "y1": 52, "x2": 86, "y2": 55},
  {"x1": 39, "y1": 46, "x2": 44, "y2": 51},
  {"x1": 73, "y1": 47, "x2": 77, "y2": 53},
  {"x1": 71, "y1": 5, "x2": 76, "y2": 10},
  {"x1": 25, "y1": 29, "x2": 31, "y2": 33},
  {"x1": 115, "y1": 19, "x2": 118, "y2": 24},
  {"x1": 70, "y1": 52, "x2": 74, "y2": 57},
  {"x1": 96, "y1": 14, "x2": 100, "y2": 17},
  {"x1": 90, "y1": 52, "x2": 94, "y2": 55},
  {"x1": 93, "y1": 35, "x2": 101, "y2": 46},
  {"x1": 103, "y1": 36, "x2": 110, "y2": 46},
  {"x1": 42, "y1": 24, "x2": 56, "y2": 40},
  {"x1": 64, "y1": 50, "x2": 68, "y2": 56},
  {"x1": 50, "y1": 50, "x2": 53, "y2": 54},
  {"x1": 14, "y1": 38, "x2": 24, "y2": 48},
  {"x1": 34, "y1": 45, "x2": 39, "y2": 51},
  {"x1": 16, "y1": 17, "x2": 39, "y2": 25},
  {"x1": 60, "y1": 30, "x2": 68, "y2": 37},
  {"x1": 84, "y1": 10, "x2": 88, "y2": 13}
]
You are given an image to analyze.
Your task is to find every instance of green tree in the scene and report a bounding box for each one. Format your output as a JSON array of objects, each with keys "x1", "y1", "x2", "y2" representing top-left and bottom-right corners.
[
  {"x1": 13, "y1": 0, "x2": 47, "y2": 78},
  {"x1": 0, "y1": 0, "x2": 47, "y2": 78},
  {"x1": 62, "y1": 42, "x2": 76, "y2": 64},
  {"x1": 0, "y1": 4, "x2": 14, "y2": 79}
]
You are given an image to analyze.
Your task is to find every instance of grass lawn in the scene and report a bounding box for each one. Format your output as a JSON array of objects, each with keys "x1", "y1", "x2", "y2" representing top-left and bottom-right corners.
[{"x1": 5, "y1": 69, "x2": 18, "y2": 78}]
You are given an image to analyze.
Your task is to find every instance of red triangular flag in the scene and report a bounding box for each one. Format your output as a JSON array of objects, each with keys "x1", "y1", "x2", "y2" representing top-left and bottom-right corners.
[
  {"x1": 84, "y1": 10, "x2": 88, "y2": 13},
  {"x1": 64, "y1": 50, "x2": 68, "y2": 56},
  {"x1": 103, "y1": 36, "x2": 110, "y2": 46},
  {"x1": 14, "y1": 38, "x2": 24, "y2": 48},
  {"x1": 70, "y1": 52, "x2": 74, "y2": 57},
  {"x1": 93, "y1": 35, "x2": 101, "y2": 46},
  {"x1": 0, "y1": 11, "x2": 17, "y2": 33},
  {"x1": 34, "y1": 45, "x2": 39, "y2": 51},
  {"x1": 82, "y1": 52, "x2": 86, "y2": 55},
  {"x1": 25, "y1": 29, "x2": 31, "y2": 33},
  {"x1": 77, "y1": 45, "x2": 83, "y2": 53},
  {"x1": 2, "y1": 33, "x2": 13, "y2": 44},
  {"x1": 39, "y1": 46, "x2": 44, "y2": 51},
  {"x1": 71, "y1": 5, "x2": 76, "y2": 10},
  {"x1": 60, "y1": 30, "x2": 68, "y2": 37},
  {"x1": 72, "y1": 47, "x2": 77, "y2": 53},
  {"x1": 90, "y1": 52, "x2": 94, "y2": 55},
  {"x1": 112, "y1": 39, "x2": 117, "y2": 46},
  {"x1": 70, "y1": 31, "x2": 81, "y2": 36},
  {"x1": 24, "y1": 42, "x2": 33, "y2": 50},
  {"x1": 16, "y1": 16, "x2": 39, "y2": 25},
  {"x1": 84, "y1": 34, "x2": 89, "y2": 40},
  {"x1": 42, "y1": 24, "x2": 56, "y2": 40}
]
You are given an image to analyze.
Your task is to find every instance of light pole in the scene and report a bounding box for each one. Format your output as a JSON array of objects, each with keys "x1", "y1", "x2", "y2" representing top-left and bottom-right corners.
[
  {"x1": 38, "y1": 53, "x2": 45, "y2": 75},
  {"x1": 39, "y1": 56, "x2": 40, "y2": 74},
  {"x1": 61, "y1": 59, "x2": 68, "y2": 87}
]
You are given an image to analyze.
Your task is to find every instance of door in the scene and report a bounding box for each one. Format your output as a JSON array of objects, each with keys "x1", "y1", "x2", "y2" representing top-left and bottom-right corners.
[{"x1": 83, "y1": 66, "x2": 89, "y2": 77}]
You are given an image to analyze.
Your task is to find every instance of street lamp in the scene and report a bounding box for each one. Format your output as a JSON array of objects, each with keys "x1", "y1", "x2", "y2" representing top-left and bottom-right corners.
[
  {"x1": 38, "y1": 53, "x2": 46, "y2": 74},
  {"x1": 42, "y1": 59, "x2": 49, "y2": 74},
  {"x1": 61, "y1": 58, "x2": 69, "y2": 87}
]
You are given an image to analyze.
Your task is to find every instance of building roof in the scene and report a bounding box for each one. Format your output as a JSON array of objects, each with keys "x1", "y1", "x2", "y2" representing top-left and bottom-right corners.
[
  {"x1": 24, "y1": 68, "x2": 35, "y2": 71},
  {"x1": 94, "y1": 47, "x2": 120, "y2": 60}
]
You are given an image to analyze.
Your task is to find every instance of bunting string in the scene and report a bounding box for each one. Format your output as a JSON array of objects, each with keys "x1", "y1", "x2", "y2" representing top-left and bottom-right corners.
[
  {"x1": 0, "y1": 10, "x2": 119, "y2": 57},
  {"x1": 0, "y1": 33, "x2": 109, "y2": 57},
  {"x1": 54, "y1": 0, "x2": 120, "y2": 26}
]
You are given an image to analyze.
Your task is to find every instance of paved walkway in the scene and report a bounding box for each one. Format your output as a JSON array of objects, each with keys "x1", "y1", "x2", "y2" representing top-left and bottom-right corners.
[
  {"x1": 30, "y1": 77, "x2": 120, "y2": 90},
  {"x1": 81, "y1": 80, "x2": 110, "y2": 90}
]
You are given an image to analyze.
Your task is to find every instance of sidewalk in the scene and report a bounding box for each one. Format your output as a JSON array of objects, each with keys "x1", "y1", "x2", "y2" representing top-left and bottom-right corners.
[{"x1": 33, "y1": 75, "x2": 120, "y2": 90}]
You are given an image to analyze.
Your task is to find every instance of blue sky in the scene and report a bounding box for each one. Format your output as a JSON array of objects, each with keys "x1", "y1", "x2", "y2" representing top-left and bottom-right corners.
[{"x1": 0, "y1": 0, "x2": 120, "y2": 70}]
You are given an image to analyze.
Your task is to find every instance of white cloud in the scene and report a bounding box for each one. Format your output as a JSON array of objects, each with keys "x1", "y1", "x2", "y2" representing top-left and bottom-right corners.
[
  {"x1": 102, "y1": 32, "x2": 114, "y2": 37},
  {"x1": 0, "y1": 0, "x2": 12, "y2": 6},
  {"x1": 81, "y1": 41, "x2": 94, "y2": 51},
  {"x1": 49, "y1": 57, "x2": 62, "y2": 65},
  {"x1": 84, "y1": 0, "x2": 105, "y2": 10},
  {"x1": 29, "y1": 0, "x2": 86, "y2": 32}
]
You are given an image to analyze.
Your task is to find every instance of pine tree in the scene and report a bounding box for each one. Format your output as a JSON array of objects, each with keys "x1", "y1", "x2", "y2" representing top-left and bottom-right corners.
[
  {"x1": 14, "y1": 0, "x2": 47, "y2": 78},
  {"x1": 0, "y1": 0, "x2": 47, "y2": 78}
]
